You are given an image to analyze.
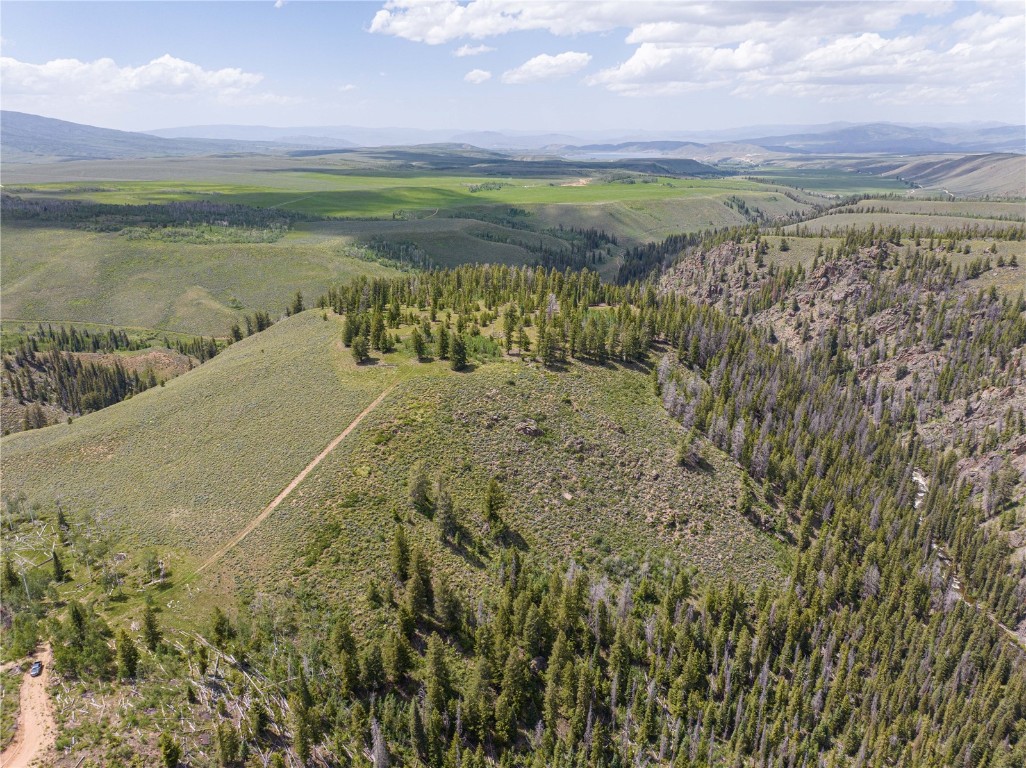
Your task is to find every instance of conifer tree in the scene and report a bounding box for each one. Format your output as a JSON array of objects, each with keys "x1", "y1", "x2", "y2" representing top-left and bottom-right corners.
[
  {"x1": 142, "y1": 601, "x2": 161, "y2": 652},
  {"x1": 352, "y1": 334, "x2": 370, "y2": 364},
  {"x1": 52, "y1": 548, "x2": 65, "y2": 583},
  {"x1": 116, "y1": 629, "x2": 139, "y2": 679},
  {"x1": 391, "y1": 525, "x2": 410, "y2": 581},
  {"x1": 159, "y1": 732, "x2": 182, "y2": 768},
  {"x1": 450, "y1": 334, "x2": 467, "y2": 371},
  {"x1": 411, "y1": 327, "x2": 426, "y2": 360}
]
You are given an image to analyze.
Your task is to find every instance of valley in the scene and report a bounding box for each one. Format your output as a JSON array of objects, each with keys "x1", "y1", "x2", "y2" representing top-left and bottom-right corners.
[{"x1": 1, "y1": 110, "x2": 1024, "y2": 768}]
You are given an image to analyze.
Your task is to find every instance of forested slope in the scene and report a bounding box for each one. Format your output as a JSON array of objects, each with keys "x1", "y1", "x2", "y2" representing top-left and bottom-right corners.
[{"x1": 3, "y1": 263, "x2": 1022, "y2": 766}]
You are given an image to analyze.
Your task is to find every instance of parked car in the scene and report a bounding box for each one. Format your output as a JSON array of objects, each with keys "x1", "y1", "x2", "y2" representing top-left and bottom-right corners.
[{"x1": 29, "y1": 661, "x2": 42, "y2": 677}]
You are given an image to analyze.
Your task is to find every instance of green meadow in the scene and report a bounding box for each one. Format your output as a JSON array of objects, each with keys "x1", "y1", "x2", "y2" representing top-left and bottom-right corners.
[{"x1": 0, "y1": 222, "x2": 401, "y2": 335}]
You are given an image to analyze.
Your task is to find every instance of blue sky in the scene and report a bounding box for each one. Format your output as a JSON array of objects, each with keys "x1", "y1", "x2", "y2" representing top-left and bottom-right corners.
[{"x1": 1, "y1": 1, "x2": 1023, "y2": 132}]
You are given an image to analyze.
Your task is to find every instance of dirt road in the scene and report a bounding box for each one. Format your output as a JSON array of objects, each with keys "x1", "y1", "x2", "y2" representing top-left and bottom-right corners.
[
  {"x1": 194, "y1": 384, "x2": 396, "y2": 574},
  {"x1": 0, "y1": 645, "x2": 56, "y2": 768}
]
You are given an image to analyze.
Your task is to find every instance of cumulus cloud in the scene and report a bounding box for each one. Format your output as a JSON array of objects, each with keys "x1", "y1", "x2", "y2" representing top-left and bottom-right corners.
[
  {"x1": 0, "y1": 54, "x2": 283, "y2": 104},
  {"x1": 370, "y1": 1, "x2": 954, "y2": 44},
  {"x1": 464, "y1": 68, "x2": 491, "y2": 84},
  {"x1": 454, "y1": 43, "x2": 494, "y2": 57},
  {"x1": 501, "y1": 51, "x2": 591, "y2": 84},
  {"x1": 371, "y1": 1, "x2": 1023, "y2": 106}
]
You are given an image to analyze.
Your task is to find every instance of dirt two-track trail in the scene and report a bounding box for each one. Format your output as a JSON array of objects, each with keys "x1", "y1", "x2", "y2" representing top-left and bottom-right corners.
[
  {"x1": 0, "y1": 645, "x2": 56, "y2": 768},
  {"x1": 194, "y1": 384, "x2": 396, "y2": 575}
]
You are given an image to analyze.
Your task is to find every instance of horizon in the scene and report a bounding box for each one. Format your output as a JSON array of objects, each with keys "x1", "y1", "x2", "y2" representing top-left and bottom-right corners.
[
  {"x1": 1, "y1": 1, "x2": 1023, "y2": 133},
  {"x1": 7, "y1": 108, "x2": 1024, "y2": 139}
]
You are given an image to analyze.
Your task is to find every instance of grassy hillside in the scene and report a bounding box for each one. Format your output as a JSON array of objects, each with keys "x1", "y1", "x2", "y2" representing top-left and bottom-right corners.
[
  {"x1": 882, "y1": 153, "x2": 1026, "y2": 198},
  {"x1": 0, "y1": 223, "x2": 401, "y2": 335},
  {"x1": 1, "y1": 310, "x2": 781, "y2": 627},
  {"x1": 218, "y1": 358, "x2": 781, "y2": 618}
]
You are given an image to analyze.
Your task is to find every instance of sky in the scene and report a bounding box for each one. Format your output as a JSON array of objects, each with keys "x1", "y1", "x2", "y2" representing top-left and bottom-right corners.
[{"x1": 1, "y1": 1, "x2": 1023, "y2": 133}]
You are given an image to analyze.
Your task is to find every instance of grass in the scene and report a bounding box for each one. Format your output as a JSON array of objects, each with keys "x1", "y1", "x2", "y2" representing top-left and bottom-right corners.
[
  {"x1": 1, "y1": 169, "x2": 840, "y2": 336},
  {"x1": 1, "y1": 313, "x2": 396, "y2": 593},
  {"x1": 0, "y1": 667, "x2": 19, "y2": 750},
  {"x1": 218, "y1": 357, "x2": 782, "y2": 624},
  {"x1": 295, "y1": 219, "x2": 573, "y2": 269},
  {"x1": 785, "y1": 211, "x2": 1021, "y2": 235},
  {"x1": 1, "y1": 309, "x2": 782, "y2": 632},
  {"x1": 841, "y1": 198, "x2": 1025, "y2": 219},
  {"x1": 741, "y1": 167, "x2": 910, "y2": 195},
  {"x1": 10, "y1": 174, "x2": 808, "y2": 220},
  {"x1": 0, "y1": 223, "x2": 401, "y2": 336}
]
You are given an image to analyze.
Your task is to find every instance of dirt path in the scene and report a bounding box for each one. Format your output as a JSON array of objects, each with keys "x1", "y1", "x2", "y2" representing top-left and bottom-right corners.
[
  {"x1": 194, "y1": 385, "x2": 395, "y2": 574},
  {"x1": 0, "y1": 645, "x2": 56, "y2": 768}
]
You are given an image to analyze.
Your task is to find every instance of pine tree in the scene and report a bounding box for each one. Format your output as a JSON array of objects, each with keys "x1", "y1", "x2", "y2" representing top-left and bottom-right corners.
[
  {"x1": 142, "y1": 601, "x2": 161, "y2": 652},
  {"x1": 450, "y1": 334, "x2": 468, "y2": 371},
  {"x1": 434, "y1": 480, "x2": 457, "y2": 541},
  {"x1": 503, "y1": 309, "x2": 516, "y2": 352},
  {"x1": 409, "y1": 464, "x2": 432, "y2": 515},
  {"x1": 391, "y1": 525, "x2": 410, "y2": 580},
  {"x1": 370, "y1": 312, "x2": 386, "y2": 350},
  {"x1": 517, "y1": 324, "x2": 531, "y2": 353},
  {"x1": 116, "y1": 629, "x2": 139, "y2": 679},
  {"x1": 211, "y1": 607, "x2": 233, "y2": 649},
  {"x1": 484, "y1": 478, "x2": 504, "y2": 530},
  {"x1": 436, "y1": 325, "x2": 450, "y2": 360},
  {"x1": 411, "y1": 327, "x2": 426, "y2": 360},
  {"x1": 424, "y1": 634, "x2": 451, "y2": 714},
  {"x1": 343, "y1": 314, "x2": 357, "y2": 346},
  {"x1": 352, "y1": 334, "x2": 370, "y2": 364},
  {"x1": 159, "y1": 732, "x2": 182, "y2": 768},
  {"x1": 52, "y1": 548, "x2": 65, "y2": 583}
]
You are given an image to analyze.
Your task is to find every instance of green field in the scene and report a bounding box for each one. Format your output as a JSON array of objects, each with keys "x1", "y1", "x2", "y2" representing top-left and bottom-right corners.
[
  {"x1": 1, "y1": 161, "x2": 836, "y2": 334},
  {"x1": 6, "y1": 155, "x2": 1017, "y2": 340},
  {"x1": 1, "y1": 309, "x2": 781, "y2": 627},
  {"x1": 9, "y1": 173, "x2": 807, "y2": 219},
  {"x1": 0, "y1": 222, "x2": 401, "y2": 335}
]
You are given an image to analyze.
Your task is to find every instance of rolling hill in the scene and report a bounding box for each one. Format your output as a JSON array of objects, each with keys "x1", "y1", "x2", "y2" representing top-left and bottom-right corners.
[
  {"x1": 0, "y1": 309, "x2": 781, "y2": 623},
  {"x1": 0, "y1": 111, "x2": 305, "y2": 162}
]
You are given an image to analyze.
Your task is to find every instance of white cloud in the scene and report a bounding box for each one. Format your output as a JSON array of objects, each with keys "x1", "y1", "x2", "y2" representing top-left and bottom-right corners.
[
  {"x1": 464, "y1": 68, "x2": 491, "y2": 84},
  {"x1": 502, "y1": 51, "x2": 591, "y2": 84},
  {"x1": 454, "y1": 43, "x2": 494, "y2": 57},
  {"x1": 371, "y1": 1, "x2": 1023, "y2": 107},
  {"x1": 339, "y1": 83, "x2": 357, "y2": 92},
  {"x1": 274, "y1": 0, "x2": 285, "y2": 9},
  {"x1": 0, "y1": 54, "x2": 280, "y2": 104},
  {"x1": 370, "y1": 2, "x2": 955, "y2": 44}
]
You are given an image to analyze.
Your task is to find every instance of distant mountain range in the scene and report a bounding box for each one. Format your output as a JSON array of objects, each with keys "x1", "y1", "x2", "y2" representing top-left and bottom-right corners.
[
  {"x1": 0, "y1": 111, "x2": 333, "y2": 163},
  {"x1": 147, "y1": 120, "x2": 1026, "y2": 155},
  {"x1": 2, "y1": 110, "x2": 1023, "y2": 164},
  {"x1": 559, "y1": 123, "x2": 1026, "y2": 159}
]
